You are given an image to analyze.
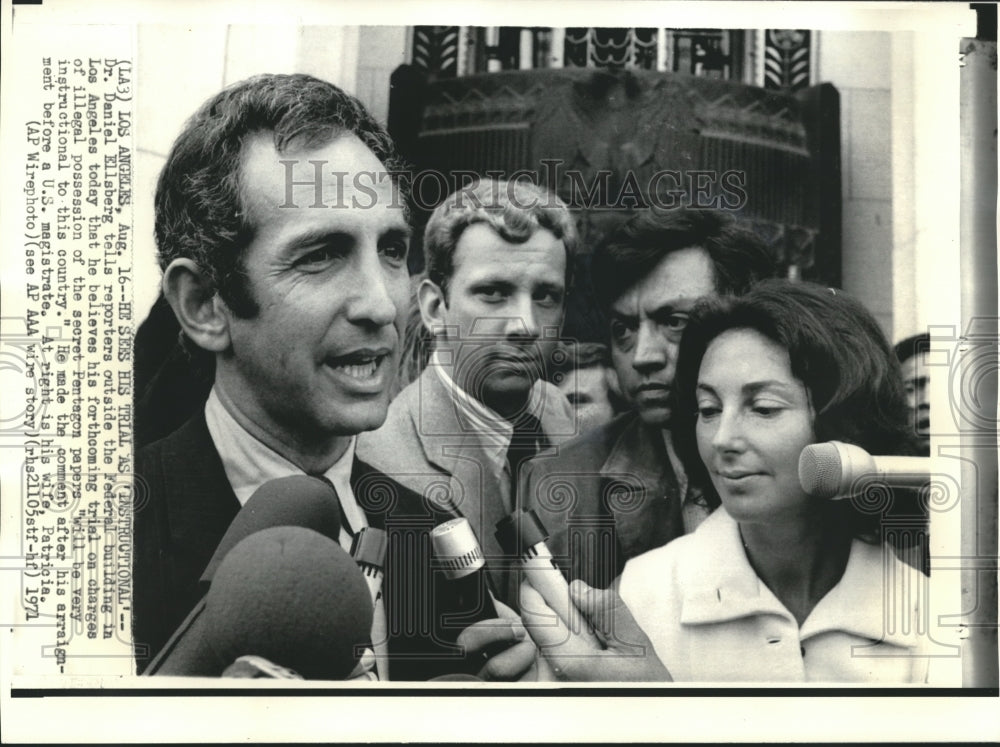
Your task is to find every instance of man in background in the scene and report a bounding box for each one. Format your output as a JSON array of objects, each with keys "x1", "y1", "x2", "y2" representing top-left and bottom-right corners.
[
  {"x1": 549, "y1": 342, "x2": 623, "y2": 436},
  {"x1": 520, "y1": 208, "x2": 777, "y2": 588},
  {"x1": 358, "y1": 178, "x2": 578, "y2": 611},
  {"x1": 894, "y1": 332, "x2": 931, "y2": 456}
]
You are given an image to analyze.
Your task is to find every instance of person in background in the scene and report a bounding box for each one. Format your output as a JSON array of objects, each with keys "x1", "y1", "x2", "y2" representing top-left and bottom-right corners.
[
  {"x1": 889, "y1": 332, "x2": 934, "y2": 574},
  {"x1": 894, "y1": 332, "x2": 931, "y2": 456},
  {"x1": 548, "y1": 342, "x2": 624, "y2": 436},
  {"x1": 519, "y1": 208, "x2": 777, "y2": 589},
  {"x1": 357, "y1": 178, "x2": 577, "y2": 619},
  {"x1": 521, "y1": 281, "x2": 934, "y2": 683}
]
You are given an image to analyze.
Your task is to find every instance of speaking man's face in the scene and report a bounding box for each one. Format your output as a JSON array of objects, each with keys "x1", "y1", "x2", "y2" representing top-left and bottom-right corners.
[
  {"x1": 219, "y1": 133, "x2": 411, "y2": 446},
  {"x1": 609, "y1": 246, "x2": 717, "y2": 428}
]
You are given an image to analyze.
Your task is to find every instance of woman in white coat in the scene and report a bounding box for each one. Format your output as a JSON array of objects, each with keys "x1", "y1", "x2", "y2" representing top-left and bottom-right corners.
[{"x1": 521, "y1": 280, "x2": 932, "y2": 683}]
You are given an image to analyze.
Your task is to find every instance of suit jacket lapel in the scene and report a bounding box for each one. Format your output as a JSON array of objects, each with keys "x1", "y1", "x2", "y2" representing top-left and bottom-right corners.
[
  {"x1": 409, "y1": 368, "x2": 510, "y2": 601},
  {"x1": 600, "y1": 416, "x2": 684, "y2": 559},
  {"x1": 158, "y1": 413, "x2": 241, "y2": 593}
]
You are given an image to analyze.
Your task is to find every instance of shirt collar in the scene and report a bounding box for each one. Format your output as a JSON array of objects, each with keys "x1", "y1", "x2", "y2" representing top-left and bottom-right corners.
[
  {"x1": 204, "y1": 387, "x2": 359, "y2": 519},
  {"x1": 430, "y1": 350, "x2": 549, "y2": 469},
  {"x1": 799, "y1": 539, "x2": 921, "y2": 648}
]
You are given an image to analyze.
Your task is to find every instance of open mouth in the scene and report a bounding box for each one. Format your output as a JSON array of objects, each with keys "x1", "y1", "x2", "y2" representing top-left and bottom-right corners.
[{"x1": 326, "y1": 349, "x2": 390, "y2": 381}]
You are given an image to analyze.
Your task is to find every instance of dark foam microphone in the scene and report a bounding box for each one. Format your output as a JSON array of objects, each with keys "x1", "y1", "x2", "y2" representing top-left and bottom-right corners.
[
  {"x1": 430, "y1": 518, "x2": 499, "y2": 642},
  {"x1": 201, "y1": 475, "x2": 343, "y2": 583},
  {"x1": 495, "y1": 509, "x2": 599, "y2": 647},
  {"x1": 144, "y1": 475, "x2": 342, "y2": 675},
  {"x1": 156, "y1": 527, "x2": 373, "y2": 679},
  {"x1": 799, "y1": 441, "x2": 931, "y2": 499},
  {"x1": 205, "y1": 526, "x2": 372, "y2": 679}
]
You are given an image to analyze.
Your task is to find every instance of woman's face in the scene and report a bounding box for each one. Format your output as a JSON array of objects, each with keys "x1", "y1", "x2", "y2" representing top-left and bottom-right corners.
[{"x1": 695, "y1": 327, "x2": 816, "y2": 525}]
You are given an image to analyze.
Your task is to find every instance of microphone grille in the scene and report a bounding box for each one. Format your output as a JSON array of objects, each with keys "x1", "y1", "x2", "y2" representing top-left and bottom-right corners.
[
  {"x1": 798, "y1": 442, "x2": 844, "y2": 499},
  {"x1": 431, "y1": 518, "x2": 486, "y2": 579}
]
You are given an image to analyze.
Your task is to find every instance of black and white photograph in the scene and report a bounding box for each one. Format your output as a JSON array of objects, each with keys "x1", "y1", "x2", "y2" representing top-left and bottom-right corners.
[{"x1": 0, "y1": 0, "x2": 995, "y2": 742}]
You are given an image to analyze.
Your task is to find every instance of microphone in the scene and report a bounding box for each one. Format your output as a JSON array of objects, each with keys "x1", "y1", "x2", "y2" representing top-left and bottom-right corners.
[
  {"x1": 799, "y1": 441, "x2": 931, "y2": 499},
  {"x1": 144, "y1": 475, "x2": 343, "y2": 675},
  {"x1": 495, "y1": 509, "x2": 600, "y2": 647},
  {"x1": 158, "y1": 527, "x2": 373, "y2": 679},
  {"x1": 205, "y1": 526, "x2": 373, "y2": 679},
  {"x1": 351, "y1": 527, "x2": 388, "y2": 606},
  {"x1": 430, "y1": 518, "x2": 499, "y2": 643},
  {"x1": 201, "y1": 475, "x2": 343, "y2": 583}
]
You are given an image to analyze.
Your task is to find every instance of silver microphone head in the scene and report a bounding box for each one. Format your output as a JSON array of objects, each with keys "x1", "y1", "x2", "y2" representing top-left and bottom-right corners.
[
  {"x1": 799, "y1": 441, "x2": 847, "y2": 499},
  {"x1": 799, "y1": 441, "x2": 879, "y2": 499},
  {"x1": 431, "y1": 517, "x2": 486, "y2": 580}
]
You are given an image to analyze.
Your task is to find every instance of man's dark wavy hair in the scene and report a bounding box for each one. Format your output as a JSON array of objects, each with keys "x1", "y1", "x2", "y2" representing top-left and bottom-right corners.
[
  {"x1": 672, "y1": 279, "x2": 918, "y2": 540},
  {"x1": 154, "y1": 72, "x2": 408, "y2": 318},
  {"x1": 590, "y1": 207, "x2": 778, "y2": 310}
]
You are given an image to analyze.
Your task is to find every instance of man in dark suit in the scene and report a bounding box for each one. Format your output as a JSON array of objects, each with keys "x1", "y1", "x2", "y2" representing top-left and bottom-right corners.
[
  {"x1": 519, "y1": 208, "x2": 778, "y2": 588},
  {"x1": 134, "y1": 74, "x2": 533, "y2": 680}
]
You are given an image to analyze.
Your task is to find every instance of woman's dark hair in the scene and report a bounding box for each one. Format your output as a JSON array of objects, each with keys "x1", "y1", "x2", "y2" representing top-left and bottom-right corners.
[{"x1": 672, "y1": 279, "x2": 917, "y2": 541}]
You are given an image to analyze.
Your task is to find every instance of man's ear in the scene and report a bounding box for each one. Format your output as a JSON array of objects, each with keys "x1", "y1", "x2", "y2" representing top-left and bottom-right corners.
[
  {"x1": 161, "y1": 258, "x2": 231, "y2": 353},
  {"x1": 416, "y1": 277, "x2": 448, "y2": 337}
]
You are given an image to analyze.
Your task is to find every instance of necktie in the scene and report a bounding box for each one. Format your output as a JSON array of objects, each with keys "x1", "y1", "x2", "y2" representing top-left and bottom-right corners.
[
  {"x1": 310, "y1": 474, "x2": 355, "y2": 541},
  {"x1": 504, "y1": 413, "x2": 548, "y2": 511}
]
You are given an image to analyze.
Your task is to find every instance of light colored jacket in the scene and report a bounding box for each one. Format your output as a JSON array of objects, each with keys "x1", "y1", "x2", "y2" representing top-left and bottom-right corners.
[
  {"x1": 357, "y1": 366, "x2": 574, "y2": 606},
  {"x1": 620, "y1": 508, "x2": 939, "y2": 683}
]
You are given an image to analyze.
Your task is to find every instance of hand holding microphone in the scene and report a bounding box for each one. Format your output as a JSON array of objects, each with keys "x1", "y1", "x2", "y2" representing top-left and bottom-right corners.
[
  {"x1": 431, "y1": 518, "x2": 535, "y2": 680},
  {"x1": 518, "y1": 579, "x2": 672, "y2": 682},
  {"x1": 430, "y1": 518, "x2": 498, "y2": 633},
  {"x1": 495, "y1": 508, "x2": 601, "y2": 649}
]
